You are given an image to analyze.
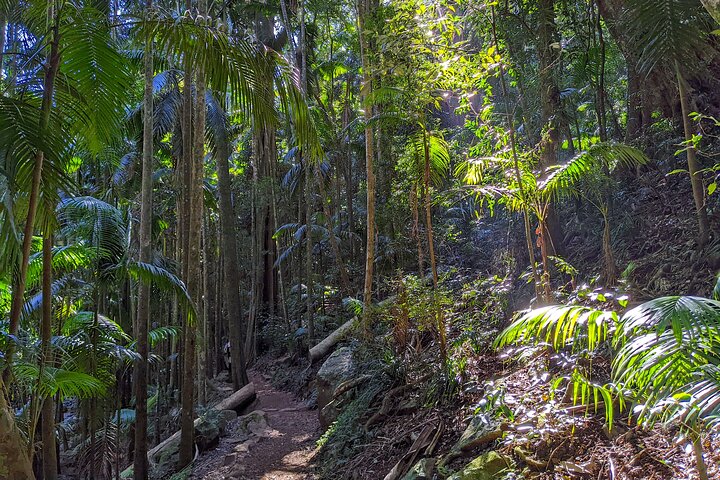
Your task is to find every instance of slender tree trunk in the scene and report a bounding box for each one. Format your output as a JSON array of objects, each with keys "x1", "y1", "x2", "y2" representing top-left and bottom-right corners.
[
  {"x1": 270, "y1": 167, "x2": 290, "y2": 331},
  {"x1": 595, "y1": 2, "x2": 608, "y2": 142},
  {"x1": 133, "y1": 1, "x2": 154, "y2": 476},
  {"x1": 215, "y1": 116, "x2": 248, "y2": 389},
  {"x1": 537, "y1": 0, "x2": 563, "y2": 256},
  {"x1": 423, "y1": 130, "x2": 438, "y2": 289},
  {"x1": 358, "y1": 0, "x2": 376, "y2": 330},
  {"x1": 41, "y1": 234, "x2": 57, "y2": 480},
  {"x1": 304, "y1": 163, "x2": 315, "y2": 340},
  {"x1": 0, "y1": 7, "x2": 60, "y2": 475},
  {"x1": 491, "y1": 5, "x2": 543, "y2": 300},
  {"x1": 600, "y1": 207, "x2": 617, "y2": 284},
  {"x1": 408, "y1": 184, "x2": 423, "y2": 276},
  {"x1": 4, "y1": 5, "x2": 61, "y2": 379},
  {"x1": 178, "y1": 19, "x2": 197, "y2": 466},
  {"x1": 422, "y1": 130, "x2": 446, "y2": 362},
  {"x1": 0, "y1": 14, "x2": 6, "y2": 78},
  {"x1": 198, "y1": 215, "x2": 209, "y2": 406},
  {"x1": 316, "y1": 165, "x2": 351, "y2": 295},
  {"x1": 676, "y1": 62, "x2": 710, "y2": 247}
]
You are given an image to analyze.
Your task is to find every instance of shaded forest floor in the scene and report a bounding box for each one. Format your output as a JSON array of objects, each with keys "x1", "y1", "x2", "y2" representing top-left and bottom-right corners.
[{"x1": 189, "y1": 370, "x2": 318, "y2": 480}]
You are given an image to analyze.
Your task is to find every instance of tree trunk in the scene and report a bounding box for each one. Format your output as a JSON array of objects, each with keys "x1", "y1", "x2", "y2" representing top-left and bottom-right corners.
[
  {"x1": 0, "y1": 14, "x2": 6, "y2": 78},
  {"x1": 491, "y1": 4, "x2": 543, "y2": 300},
  {"x1": 701, "y1": 0, "x2": 720, "y2": 23},
  {"x1": 4, "y1": 5, "x2": 61, "y2": 380},
  {"x1": 676, "y1": 62, "x2": 710, "y2": 247},
  {"x1": 411, "y1": 185, "x2": 424, "y2": 276},
  {"x1": 178, "y1": 27, "x2": 197, "y2": 468},
  {"x1": 305, "y1": 163, "x2": 315, "y2": 340},
  {"x1": 537, "y1": 0, "x2": 563, "y2": 256},
  {"x1": 41, "y1": 235, "x2": 57, "y2": 480},
  {"x1": 215, "y1": 115, "x2": 248, "y2": 389},
  {"x1": 133, "y1": 1, "x2": 154, "y2": 475},
  {"x1": 358, "y1": 0, "x2": 376, "y2": 330},
  {"x1": 0, "y1": 377, "x2": 34, "y2": 479},
  {"x1": 423, "y1": 129, "x2": 446, "y2": 362}
]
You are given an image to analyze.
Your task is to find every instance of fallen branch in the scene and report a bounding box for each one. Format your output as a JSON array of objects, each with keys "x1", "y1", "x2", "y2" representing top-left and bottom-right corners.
[
  {"x1": 364, "y1": 374, "x2": 432, "y2": 432},
  {"x1": 333, "y1": 374, "x2": 372, "y2": 399},
  {"x1": 383, "y1": 422, "x2": 443, "y2": 480}
]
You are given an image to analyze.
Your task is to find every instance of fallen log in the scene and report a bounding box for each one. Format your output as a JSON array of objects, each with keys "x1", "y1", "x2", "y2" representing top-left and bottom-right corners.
[
  {"x1": 309, "y1": 318, "x2": 356, "y2": 363},
  {"x1": 121, "y1": 383, "x2": 256, "y2": 477},
  {"x1": 214, "y1": 382, "x2": 257, "y2": 412}
]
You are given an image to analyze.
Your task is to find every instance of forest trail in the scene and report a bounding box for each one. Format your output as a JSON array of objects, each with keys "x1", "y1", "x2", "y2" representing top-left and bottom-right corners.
[{"x1": 190, "y1": 371, "x2": 319, "y2": 480}]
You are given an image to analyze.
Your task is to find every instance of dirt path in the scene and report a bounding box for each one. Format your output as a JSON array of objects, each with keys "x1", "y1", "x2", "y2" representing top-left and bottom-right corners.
[{"x1": 190, "y1": 371, "x2": 319, "y2": 480}]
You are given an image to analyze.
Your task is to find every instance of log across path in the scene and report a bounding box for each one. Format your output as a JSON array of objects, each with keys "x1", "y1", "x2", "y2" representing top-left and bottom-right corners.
[{"x1": 190, "y1": 370, "x2": 319, "y2": 480}]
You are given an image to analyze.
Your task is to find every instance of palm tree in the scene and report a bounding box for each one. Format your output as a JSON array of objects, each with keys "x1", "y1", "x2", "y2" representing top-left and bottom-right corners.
[
  {"x1": 539, "y1": 143, "x2": 648, "y2": 283},
  {"x1": 0, "y1": 3, "x2": 132, "y2": 473},
  {"x1": 358, "y1": 0, "x2": 377, "y2": 331},
  {"x1": 628, "y1": 0, "x2": 714, "y2": 246},
  {"x1": 496, "y1": 289, "x2": 720, "y2": 480},
  {"x1": 134, "y1": 0, "x2": 154, "y2": 477}
]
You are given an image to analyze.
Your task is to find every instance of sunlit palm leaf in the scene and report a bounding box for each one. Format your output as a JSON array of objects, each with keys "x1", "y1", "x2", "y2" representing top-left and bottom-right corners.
[{"x1": 494, "y1": 305, "x2": 618, "y2": 352}]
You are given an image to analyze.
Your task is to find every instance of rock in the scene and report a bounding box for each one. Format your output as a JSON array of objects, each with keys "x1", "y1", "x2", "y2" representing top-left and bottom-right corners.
[
  {"x1": 195, "y1": 415, "x2": 221, "y2": 451},
  {"x1": 401, "y1": 458, "x2": 435, "y2": 480},
  {"x1": 234, "y1": 438, "x2": 257, "y2": 453},
  {"x1": 218, "y1": 409, "x2": 238, "y2": 432},
  {"x1": 451, "y1": 416, "x2": 505, "y2": 454},
  {"x1": 316, "y1": 347, "x2": 355, "y2": 428},
  {"x1": 701, "y1": 0, "x2": 720, "y2": 24},
  {"x1": 447, "y1": 451, "x2": 512, "y2": 480},
  {"x1": 223, "y1": 453, "x2": 237, "y2": 467}
]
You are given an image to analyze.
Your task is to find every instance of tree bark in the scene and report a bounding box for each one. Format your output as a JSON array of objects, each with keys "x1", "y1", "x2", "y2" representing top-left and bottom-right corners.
[
  {"x1": 315, "y1": 164, "x2": 351, "y2": 296},
  {"x1": 178, "y1": 20, "x2": 197, "y2": 467},
  {"x1": 133, "y1": 1, "x2": 154, "y2": 476},
  {"x1": 41, "y1": 235, "x2": 57, "y2": 480},
  {"x1": 358, "y1": 0, "x2": 376, "y2": 330},
  {"x1": 215, "y1": 115, "x2": 248, "y2": 389},
  {"x1": 4, "y1": 4, "x2": 61, "y2": 380},
  {"x1": 676, "y1": 62, "x2": 710, "y2": 246},
  {"x1": 0, "y1": 377, "x2": 34, "y2": 479},
  {"x1": 537, "y1": 0, "x2": 563, "y2": 255}
]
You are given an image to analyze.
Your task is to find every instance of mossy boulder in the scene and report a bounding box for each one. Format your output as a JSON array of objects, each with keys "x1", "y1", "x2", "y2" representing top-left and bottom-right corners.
[{"x1": 447, "y1": 451, "x2": 512, "y2": 480}]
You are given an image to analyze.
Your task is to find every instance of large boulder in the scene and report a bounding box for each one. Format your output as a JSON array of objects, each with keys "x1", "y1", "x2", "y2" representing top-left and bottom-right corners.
[
  {"x1": 316, "y1": 347, "x2": 355, "y2": 428},
  {"x1": 447, "y1": 451, "x2": 512, "y2": 480},
  {"x1": 195, "y1": 415, "x2": 221, "y2": 451}
]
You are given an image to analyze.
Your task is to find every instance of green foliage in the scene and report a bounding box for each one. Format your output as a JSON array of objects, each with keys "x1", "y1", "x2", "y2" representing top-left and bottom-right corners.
[
  {"x1": 496, "y1": 292, "x2": 720, "y2": 435},
  {"x1": 628, "y1": 0, "x2": 711, "y2": 73},
  {"x1": 495, "y1": 305, "x2": 618, "y2": 353}
]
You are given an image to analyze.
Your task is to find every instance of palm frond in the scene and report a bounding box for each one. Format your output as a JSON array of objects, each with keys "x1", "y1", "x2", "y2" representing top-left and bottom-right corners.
[
  {"x1": 56, "y1": 6, "x2": 133, "y2": 153},
  {"x1": 13, "y1": 363, "x2": 106, "y2": 399},
  {"x1": 627, "y1": 0, "x2": 711, "y2": 73},
  {"x1": 494, "y1": 305, "x2": 618, "y2": 353},
  {"x1": 540, "y1": 142, "x2": 647, "y2": 200},
  {"x1": 613, "y1": 296, "x2": 720, "y2": 425}
]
